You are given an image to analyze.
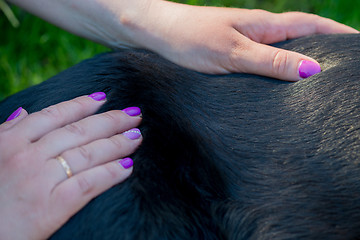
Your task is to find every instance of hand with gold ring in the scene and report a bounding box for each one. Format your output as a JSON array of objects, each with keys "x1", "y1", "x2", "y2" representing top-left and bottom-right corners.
[{"x1": 0, "y1": 92, "x2": 142, "y2": 240}]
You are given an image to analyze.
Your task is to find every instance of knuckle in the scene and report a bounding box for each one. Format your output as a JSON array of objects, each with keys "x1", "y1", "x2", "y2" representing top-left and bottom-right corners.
[
  {"x1": 31, "y1": 142, "x2": 48, "y2": 157},
  {"x1": 77, "y1": 145, "x2": 94, "y2": 165},
  {"x1": 76, "y1": 175, "x2": 94, "y2": 195},
  {"x1": 5, "y1": 150, "x2": 29, "y2": 171},
  {"x1": 109, "y1": 136, "x2": 124, "y2": 149},
  {"x1": 250, "y1": 9, "x2": 274, "y2": 21},
  {"x1": 272, "y1": 50, "x2": 290, "y2": 76},
  {"x1": 301, "y1": 12, "x2": 318, "y2": 18},
  {"x1": 104, "y1": 163, "x2": 119, "y2": 180},
  {"x1": 29, "y1": 143, "x2": 43, "y2": 159},
  {"x1": 39, "y1": 98, "x2": 90, "y2": 124},
  {"x1": 282, "y1": 11, "x2": 307, "y2": 17},
  {"x1": 64, "y1": 122, "x2": 86, "y2": 136},
  {"x1": 40, "y1": 105, "x2": 62, "y2": 120},
  {"x1": 71, "y1": 98, "x2": 89, "y2": 113},
  {"x1": 282, "y1": 11, "x2": 320, "y2": 23},
  {"x1": 102, "y1": 111, "x2": 122, "y2": 125},
  {"x1": 252, "y1": 9, "x2": 270, "y2": 15}
]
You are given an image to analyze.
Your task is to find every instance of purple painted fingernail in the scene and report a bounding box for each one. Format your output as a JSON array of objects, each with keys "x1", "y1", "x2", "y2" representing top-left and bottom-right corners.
[
  {"x1": 123, "y1": 128, "x2": 142, "y2": 140},
  {"x1": 298, "y1": 60, "x2": 321, "y2": 79},
  {"x1": 6, "y1": 107, "x2": 22, "y2": 122},
  {"x1": 118, "y1": 157, "x2": 133, "y2": 169},
  {"x1": 122, "y1": 107, "x2": 141, "y2": 117},
  {"x1": 88, "y1": 92, "x2": 106, "y2": 101}
]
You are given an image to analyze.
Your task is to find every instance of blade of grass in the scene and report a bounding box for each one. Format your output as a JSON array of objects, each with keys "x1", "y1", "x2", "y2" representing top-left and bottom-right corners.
[{"x1": 0, "y1": 0, "x2": 19, "y2": 28}]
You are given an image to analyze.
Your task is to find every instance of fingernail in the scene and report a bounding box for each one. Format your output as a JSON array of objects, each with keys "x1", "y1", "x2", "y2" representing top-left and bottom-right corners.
[
  {"x1": 122, "y1": 107, "x2": 141, "y2": 117},
  {"x1": 88, "y1": 92, "x2": 106, "y2": 101},
  {"x1": 6, "y1": 107, "x2": 22, "y2": 122},
  {"x1": 118, "y1": 157, "x2": 133, "y2": 169},
  {"x1": 123, "y1": 128, "x2": 142, "y2": 140},
  {"x1": 298, "y1": 60, "x2": 321, "y2": 79}
]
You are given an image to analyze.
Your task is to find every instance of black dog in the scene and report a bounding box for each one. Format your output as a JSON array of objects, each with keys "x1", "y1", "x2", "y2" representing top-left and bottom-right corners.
[{"x1": 1, "y1": 34, "x2": 360, "y2": 240}]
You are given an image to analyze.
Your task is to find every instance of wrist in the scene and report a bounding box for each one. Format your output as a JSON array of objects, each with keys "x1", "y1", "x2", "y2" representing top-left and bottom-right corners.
[
  {"x1": 116, "y1": 0, "x2": 187, "y2": 51},
  {"x1": 109, "y1": 0, "x2": 159, "y2": 48},
  {"x1": 71, "y1": 0, "x2": 161, "y2": 49}
]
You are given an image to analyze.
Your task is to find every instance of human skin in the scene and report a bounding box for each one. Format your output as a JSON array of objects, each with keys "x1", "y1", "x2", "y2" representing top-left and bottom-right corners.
[
  {"x1": 0, "y1": 94, "x2": 142, "y2": 239},
  {"x1": 8, "y1": 0, "x2": 359, "y2": 81}
]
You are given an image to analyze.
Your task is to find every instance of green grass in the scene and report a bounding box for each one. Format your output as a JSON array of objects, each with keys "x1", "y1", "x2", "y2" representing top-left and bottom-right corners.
[{"x1": 1, "y1": 0, "x2": 359, "y2": 101}]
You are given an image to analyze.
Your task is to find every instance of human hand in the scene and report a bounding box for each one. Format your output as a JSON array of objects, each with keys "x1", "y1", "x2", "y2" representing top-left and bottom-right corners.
[
  {"x1": 10, "y1": 0, "x2": 358, "y2": 81},
  {"x1": 130, "y1": 1, "x2": 359, "y2": 81},
  {"x1": 0, "y1": 92, "x2": 142, "y2": 240}
]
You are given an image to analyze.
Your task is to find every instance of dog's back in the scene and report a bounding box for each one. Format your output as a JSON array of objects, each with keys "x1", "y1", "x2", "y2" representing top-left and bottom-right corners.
[{"x1": 1, "y1": 34, "x2": 360, "y2": 239}]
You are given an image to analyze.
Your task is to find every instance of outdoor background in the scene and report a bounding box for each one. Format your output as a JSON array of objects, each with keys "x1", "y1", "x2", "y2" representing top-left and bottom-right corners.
[{"x1": 1, "y1": 0, "x2": 359, "y2": 101}]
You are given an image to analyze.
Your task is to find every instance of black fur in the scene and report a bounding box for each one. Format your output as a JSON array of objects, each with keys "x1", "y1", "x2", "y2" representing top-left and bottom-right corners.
[{"x1": 0, "y1": 34, "x2": 360, "y2": 239}]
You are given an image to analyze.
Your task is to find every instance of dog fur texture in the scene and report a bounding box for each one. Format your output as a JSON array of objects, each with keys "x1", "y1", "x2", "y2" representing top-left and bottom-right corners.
[{"x1": 0, "y1": 34, "x2": 360, "y2": 240}]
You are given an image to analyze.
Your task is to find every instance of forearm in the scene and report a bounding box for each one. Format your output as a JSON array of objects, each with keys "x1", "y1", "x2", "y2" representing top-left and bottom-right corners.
[
  {"x1": 8, "y1": 0, "x2": 357, "y2": 81},
  {"x1": 7, "y1": 0, "x2": 174, "y2": 49}
]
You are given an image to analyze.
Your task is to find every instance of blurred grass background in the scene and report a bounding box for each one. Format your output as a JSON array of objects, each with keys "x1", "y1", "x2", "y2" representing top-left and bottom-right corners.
[{"x1": 1, "y1": 0, "x2": 359, "y2": 101}]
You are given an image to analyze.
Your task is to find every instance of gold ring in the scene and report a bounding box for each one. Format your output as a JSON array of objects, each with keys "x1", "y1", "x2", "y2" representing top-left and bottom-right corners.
[{"x1": 56, "y1": 156, "x2": 73, "y2": 178}]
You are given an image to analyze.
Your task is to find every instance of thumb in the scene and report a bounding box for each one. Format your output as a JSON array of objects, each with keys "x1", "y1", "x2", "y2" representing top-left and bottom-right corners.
[
  {"x1": 238, "y1": 41, "x2": 321, "y2": 81},
  {"x1": 1, "y1": 107, "x2": 29, "y2": 130}
]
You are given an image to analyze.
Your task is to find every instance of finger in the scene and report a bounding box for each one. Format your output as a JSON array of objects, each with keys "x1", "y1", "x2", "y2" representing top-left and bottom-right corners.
[
  {"x1": 49, "y1": 158, "x2": 133, "y2": 225},
  {"x1": 239, "y1": 11, "x2": 359, "y2": 45},
  {"x1": 32, "y1": 109, "x2": 142, "y2": 159},
  {"x1": 0, "y1": 107, "x2": 29, "y2": 131},
  {"x1": 45, "y1": 128, "x2": 142, "y2": 184},
  {"x1": 14, "y1": 92, "x2": 107, "y2": 141},
  {"x1": 280, "y1": 12, "x2": 359, "y2": 38},
  {"x1": 0, "y1": 108, "x2": 29, "y2": 158},
  {"x1": 230, "y1": 38, "x2": 321, "y2": 81}
]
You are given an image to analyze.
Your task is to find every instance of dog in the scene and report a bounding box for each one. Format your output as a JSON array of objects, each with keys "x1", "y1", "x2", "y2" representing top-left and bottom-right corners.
[{"x1": 1, "y1": 34, "x2": 360, "y2": 239}]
